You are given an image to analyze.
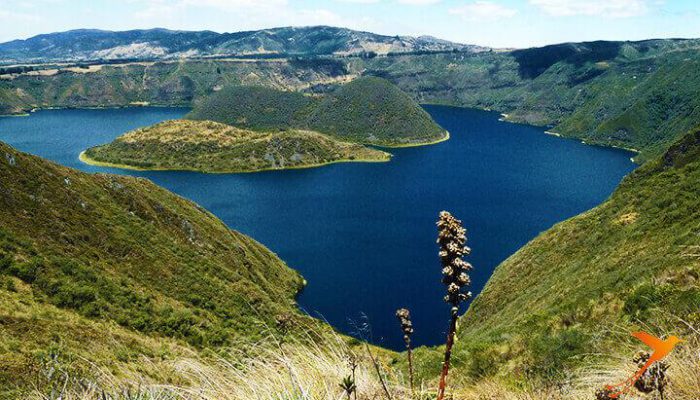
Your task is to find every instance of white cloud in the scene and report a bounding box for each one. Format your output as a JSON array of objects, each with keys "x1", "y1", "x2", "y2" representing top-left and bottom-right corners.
[
  {"x1": 180, "y1": 0, "x2": 287, "y2": 10},
  {"x1": 293, "y1": 9, "x2": 349, "y2": 27},
  {"x1": 132, "y1": 0, "x2": 287, "y2": 19},
  {"x1": 338, "y1": 0, "x2": 440, "y2": 4},
  {"x1": 131, "y1": 0, "x2": 381, "y2": 33},
  {"x1": 397, "y1": 0, "x2": 442, "y2": 5},
  {"x1": 529, "y1": 0, "x2": 651, "y2": 18},
  {"x1": 0, "y1": 9, "x2": 42, "y2": 23},
  {"x1": 449, "y1": 1, "x2": 517, "y2": 21},
  {"x1": 335, "y1": 0, "x2": 381, "y2": 4}
]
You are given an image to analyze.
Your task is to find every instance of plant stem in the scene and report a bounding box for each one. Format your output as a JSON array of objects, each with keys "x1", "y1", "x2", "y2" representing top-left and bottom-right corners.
[
  {"x1": 407, "y1": 341, "x2": 414, "y2": 397},
  {"x1": 365, "y1": 342, "x2": 393, "y2": 400},
  {"x1": 352, "y1": 365, "x2": 357, "y2": 400},
  {"x1": 437, "y1": 310, "x2": 458, "y2": 400}
]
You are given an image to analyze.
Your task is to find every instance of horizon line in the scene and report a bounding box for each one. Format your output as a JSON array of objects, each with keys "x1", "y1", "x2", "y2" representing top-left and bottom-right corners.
[{"x1": 1, "y1": 25, "x2": 698, "y2": 51}]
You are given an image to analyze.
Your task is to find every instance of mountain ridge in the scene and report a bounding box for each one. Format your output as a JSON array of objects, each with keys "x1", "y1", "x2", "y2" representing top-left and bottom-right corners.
[
  {"x1": 4, "y1": 34, "x2": 700, "y2": 160},
  {"x1": 0, "y1": 26, "x2": 486, "y2": 64}
]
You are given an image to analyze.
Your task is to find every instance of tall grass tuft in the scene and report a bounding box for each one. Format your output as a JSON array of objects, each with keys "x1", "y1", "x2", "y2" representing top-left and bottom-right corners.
[
  {"x1": 395, "y1": 308, "x2": 415, "y2": 395},
  {"x1": 29, "y1": 321, "x2": 411, "y2": 400},
  {"x1": 27, "y1": 320, "x2": 699, "y2": 400}
]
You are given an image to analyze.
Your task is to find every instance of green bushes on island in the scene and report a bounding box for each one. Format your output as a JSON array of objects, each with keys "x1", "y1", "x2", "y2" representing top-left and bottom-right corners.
[
  {"x1": 82, "y1": 77, "x2": 444, "y2": 173},
  {"x1": 307, "y1": 77, "x2": 447, "y2": 145},
  {"x1": 186, "y1": 86, "x2": 317, "y2": 131},
  {"x1": 82, "y1": 119, "x2": 391, "y2": 173},
  {"x1": 186, "y1": 77, "x2": 448, "y2": 147}
]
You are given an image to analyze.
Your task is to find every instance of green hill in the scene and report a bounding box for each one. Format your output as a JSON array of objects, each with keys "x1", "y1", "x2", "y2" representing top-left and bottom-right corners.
[
  {"x1": 81, "y1": 119, "x2": 390, "y2": 173},
  {"x1": 0, "y1": 140, "x2": 308, "y2": 389},
  {"x1": 444, "y1": 128, "x2": 700, "y2": 381},
  {"x1": 186, "y1": 77, "x2": 448, "y2": 147},
  {"x1": 308, "y1": 77, "x2": 447, "y2": 145},
  {"x1": 186, "y1": 85, "x2": 318, "y2": 131}
]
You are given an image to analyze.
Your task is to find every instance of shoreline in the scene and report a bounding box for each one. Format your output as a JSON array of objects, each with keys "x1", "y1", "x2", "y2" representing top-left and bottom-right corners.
[
  {"x1": 579, "y1": 140, "x2": 640, "y2": 154},
  {"x1": 79, "y1": 150, "x2": 392, "y2": 174},
  {"x1": 373, "y1": 130, "x2": 450, "y2": 149},
  {"x1": 9, "y1": 103, "x2": 640, "y2": 163},
  {"x1": 0, "y1": 103, "x2": 190, "y2": 118}
]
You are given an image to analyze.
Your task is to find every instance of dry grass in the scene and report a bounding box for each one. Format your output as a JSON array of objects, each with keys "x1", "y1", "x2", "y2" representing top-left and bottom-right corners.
[
  {"x1": 455, "y1": 321, "x2": 700, "y2": 400},
  {"x1": 28, "y1": 322, "x2": 699, "y2": 400},
  {"x1": 28, "y1": 325, "x2": 409, "y2": 400}
]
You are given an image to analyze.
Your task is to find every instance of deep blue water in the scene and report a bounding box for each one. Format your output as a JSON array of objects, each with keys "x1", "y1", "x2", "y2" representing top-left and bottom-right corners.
[{"x1": 0, "y1": 106, "x2": 636, "y2": 350}]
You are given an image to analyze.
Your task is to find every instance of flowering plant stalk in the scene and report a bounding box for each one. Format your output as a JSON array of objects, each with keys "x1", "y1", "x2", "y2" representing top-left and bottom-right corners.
[
  {"x1": 436, "y1": 211, "x2": 472, "y2": 400},
  {"x1": 396, "y1": 308, "x2": 414, "y2": 394}
]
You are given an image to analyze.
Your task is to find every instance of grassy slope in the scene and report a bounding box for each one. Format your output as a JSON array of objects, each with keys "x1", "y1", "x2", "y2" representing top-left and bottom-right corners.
[
  {"x1": 0, "y1": 279, "x2": 198, "y2": 395},
  {"x1": 82, "y1": 119, "x2": 390, "y2": 173},
  {"x1": 446, "y1": 128, "x2": 700, "y2": 381},
  {"x1": 186, "y1": 77, "x2": 447, "y2": 147},
  {"x1": 0, "y1": 140, "x2": 309, "y2": 387}
]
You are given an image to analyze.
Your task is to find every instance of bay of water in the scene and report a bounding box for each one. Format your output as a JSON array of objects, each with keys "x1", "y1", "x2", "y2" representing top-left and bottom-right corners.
[{"x1": 0, "y1": 106, "x2": 636, "y2": 350}]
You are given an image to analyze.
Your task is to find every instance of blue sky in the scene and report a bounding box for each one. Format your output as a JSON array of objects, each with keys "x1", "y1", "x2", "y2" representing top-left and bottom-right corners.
[{"x1": 1, "y1": 0, "x2": 699, "y2": 48}]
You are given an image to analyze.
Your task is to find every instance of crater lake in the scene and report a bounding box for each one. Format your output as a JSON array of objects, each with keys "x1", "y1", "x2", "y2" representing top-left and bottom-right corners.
[{"x1": 0, "y1": 105, "x2": 636, "y2": 350}]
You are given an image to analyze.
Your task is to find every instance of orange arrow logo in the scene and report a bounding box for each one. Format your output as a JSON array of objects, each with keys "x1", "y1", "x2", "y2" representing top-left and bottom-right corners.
[{"x1": 606, "y1": 332, "x2": 683, "y2": 398}]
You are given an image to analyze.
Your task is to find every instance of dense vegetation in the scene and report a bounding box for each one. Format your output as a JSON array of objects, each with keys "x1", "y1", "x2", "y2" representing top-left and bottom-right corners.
[
  {"x1": 187, "y1": 77, "x2": 447, "y2": 146},
  {"x1": 307, "y1": 77, "x2": 447, "y2": 145},
  {"x1": 186, "y1": 86, "x2": 318, "y2": 130},
  {"x1": 434, "y1": 127, "x2": 700, "y2": 383},
  {"x1": 83, "y1": 119, "x2": 390, "y2": 173},
  {"x1": 0, "y1": 140, "x2": 310, "y2": 389}
]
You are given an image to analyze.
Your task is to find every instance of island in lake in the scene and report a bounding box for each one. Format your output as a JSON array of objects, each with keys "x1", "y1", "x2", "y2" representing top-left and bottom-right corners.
[
  {"x1": 81, "y1": 119, "x2": 391, "y2": 173},
  {"x1": 82, "y1": 77, "x2": 447, "y2": 173}
]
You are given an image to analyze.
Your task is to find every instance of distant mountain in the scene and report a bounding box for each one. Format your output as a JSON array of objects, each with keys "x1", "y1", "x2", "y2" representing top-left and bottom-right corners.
[
  {"x1": 5, "y1": 33, "x2": 700, "y2": 161},
  {"x1": 0, "y1": 26, "x2": 486, "y2": 64},
  {"x1": 361, "y1": 37, "x2": 700, "y2": 161}
]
